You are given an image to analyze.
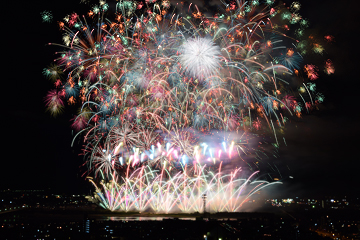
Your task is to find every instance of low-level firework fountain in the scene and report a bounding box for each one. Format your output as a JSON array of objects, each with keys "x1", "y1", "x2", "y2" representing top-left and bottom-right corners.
[{"x1": 86, "y1": 163, "x2": 281, "y2": 213}]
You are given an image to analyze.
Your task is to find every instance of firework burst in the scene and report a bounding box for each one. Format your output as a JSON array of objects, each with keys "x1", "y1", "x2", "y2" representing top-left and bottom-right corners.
[{"x1": 179, "y1": 37, "x2": 222, "y2": 84}]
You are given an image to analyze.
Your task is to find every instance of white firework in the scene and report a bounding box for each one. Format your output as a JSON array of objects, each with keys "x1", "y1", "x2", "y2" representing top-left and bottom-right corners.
[{"x1": 179, "y1": 37, "x2": 222, "y2": 82}]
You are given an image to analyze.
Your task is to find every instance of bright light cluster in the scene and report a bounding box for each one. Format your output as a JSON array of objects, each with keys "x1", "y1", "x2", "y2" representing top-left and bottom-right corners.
[
  {"x1": 86, "y1": 164, "x2": 281, "y2": 213},
  {"x1": 179, "y1": 37, "x2": 222, "y2": 84}
]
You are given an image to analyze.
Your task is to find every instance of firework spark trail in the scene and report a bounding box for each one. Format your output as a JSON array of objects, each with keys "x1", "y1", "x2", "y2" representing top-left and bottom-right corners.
[
  {"x1": 86, "y1": 163, "x2": 282, "y2": 213},
  {"x1": 44, "y1": 0, "x2": 332, "y2": 212}
]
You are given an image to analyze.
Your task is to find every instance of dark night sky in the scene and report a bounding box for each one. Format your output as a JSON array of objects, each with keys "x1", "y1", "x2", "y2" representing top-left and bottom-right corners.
[{"x1": 3, "y1": 0, "x2": 359, "y2": 197}]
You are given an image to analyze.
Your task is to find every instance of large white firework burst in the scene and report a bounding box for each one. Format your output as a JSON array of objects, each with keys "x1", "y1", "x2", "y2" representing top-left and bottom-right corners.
[{"x1": 179, "y1": 37, "x2": 222, "y2": 83}]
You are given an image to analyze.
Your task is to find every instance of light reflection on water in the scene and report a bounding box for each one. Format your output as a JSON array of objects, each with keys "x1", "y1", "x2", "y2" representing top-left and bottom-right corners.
[
  {"x1": 107, "y1": 216, "x2": 196, "y2": 221},
  {"x1": 105, "y1": 216, "x2": 238, "y2": 221}
]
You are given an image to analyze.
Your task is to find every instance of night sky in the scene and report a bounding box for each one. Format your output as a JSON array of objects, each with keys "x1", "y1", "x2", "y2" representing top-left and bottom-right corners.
[{"x1": 3, "y1": 0, "x2": 359, "y2": 198}]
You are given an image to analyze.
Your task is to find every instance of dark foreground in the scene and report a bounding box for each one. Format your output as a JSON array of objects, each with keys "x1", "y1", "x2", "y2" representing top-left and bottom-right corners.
[{"x1": 0, "y1": 207, "x2": 348, "y2": 240}]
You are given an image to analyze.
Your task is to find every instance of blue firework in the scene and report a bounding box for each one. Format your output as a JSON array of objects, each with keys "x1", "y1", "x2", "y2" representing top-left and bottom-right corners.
[
  {"x1": 261, "y1": 96, "x2": 277, "y2": 115},
  {"x1": 278, "y1": 49, "x2": 303, "y2": 70}
]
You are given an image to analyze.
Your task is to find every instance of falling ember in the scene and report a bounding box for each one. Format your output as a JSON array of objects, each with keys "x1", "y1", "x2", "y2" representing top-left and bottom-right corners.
[
  {"x1": 304, "y1": 64, "x2": 319, "y2": 80},
  {"x1": 324, "y1": 35, "x2": 335, "y2": 42},
  {"x1": 324, "y1": 59, "x2": 335, "y2": 75},
  {"x1": 286, "y1": 48, "x2": 294, "y2": 57},
  {"x1": 312, "y1": 43, "x2": 324, "y2": 55}
]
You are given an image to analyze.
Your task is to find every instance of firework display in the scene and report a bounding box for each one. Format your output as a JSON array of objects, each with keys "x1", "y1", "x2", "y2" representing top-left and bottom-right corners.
[
  {"x1": 43, "y1": 0, "x2": 333, "y2": 212},
  {"x1": 86, "y1": 164, "x2": 280, "y2": 213}
]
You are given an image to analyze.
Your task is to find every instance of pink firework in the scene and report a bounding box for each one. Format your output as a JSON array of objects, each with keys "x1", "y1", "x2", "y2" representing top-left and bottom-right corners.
[
  {"x1": 324, "y1": 59, "x2": 335, "y2": 75},
  {"x1": 304, "y1": 64, "x2": 319, "y2": 80},
  {"x1": 44, "y1": 89, "x2": 64, "y2": 116},
  {"x1": 71, "y1": 114, "x2": 88, "y2": 132}
]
